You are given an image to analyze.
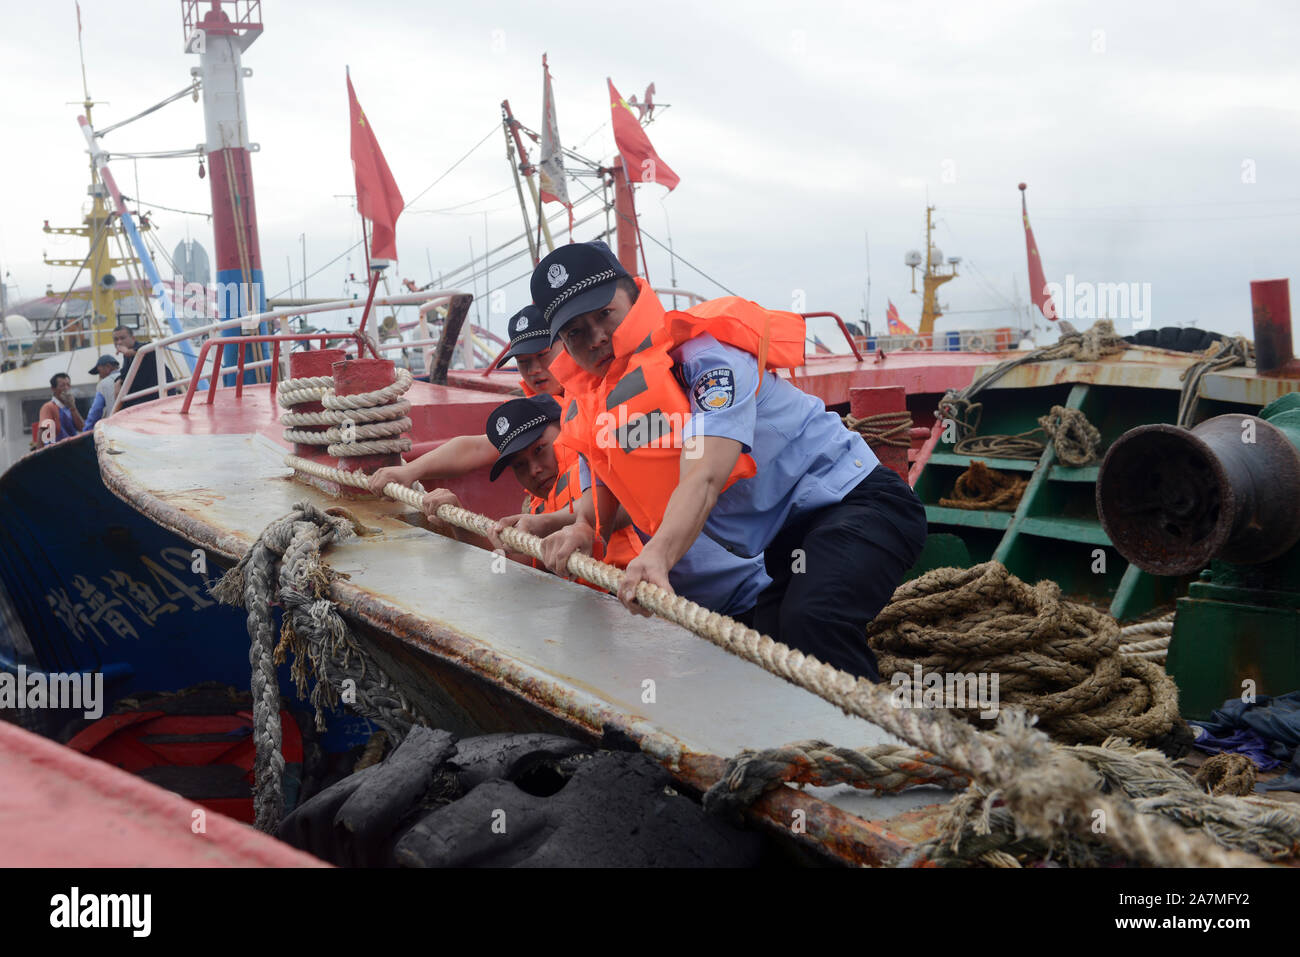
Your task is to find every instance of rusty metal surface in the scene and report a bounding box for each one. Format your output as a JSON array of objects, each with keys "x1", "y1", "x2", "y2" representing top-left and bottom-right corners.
[
  {"x1": 1098, "y1": 416, "x2": 1300, "y2": 575},
  {"x1": 96, "y1": 419, "x2": 957, "y2": 865}
]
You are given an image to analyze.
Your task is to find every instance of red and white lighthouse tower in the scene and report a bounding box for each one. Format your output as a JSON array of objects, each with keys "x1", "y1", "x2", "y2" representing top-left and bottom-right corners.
[{"x1": 183, "y1": 1, "x2": 266, "y2": 351}]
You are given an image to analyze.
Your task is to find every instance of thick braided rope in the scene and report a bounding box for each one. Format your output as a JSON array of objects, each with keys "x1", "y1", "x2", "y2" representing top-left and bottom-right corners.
[
  {"x1": 277, "y1": 375, "x2": 335, "y2": 408},
  {"x1": 326, "y1": 436, "x2": 412, "y2": 457},
  {"x1": 280, "y1": 369, "x2": 413, "y2": 459},
  {"x1": 1037, "y1": 405, "x2": 1103, "y2": 468},
  {"x1": 922, "y1": 738, "x2": 1300, "y2": 865},
  {"x1": 842, "y1": 411, "x2": 914, "y2": 449},
  {"x1": 211, "y1": 501, "x2": 429, "y2": 832},
  {"x1": 210, "y1": 511, "x2": 310, "y2": 833},
  {"x1": 320, "y1": 368, "x2": 414, "y2": 410},
  {"x1": 703, "y1": 740, "x2": 970, "y2": 814},
  {"x1": 1119, "y1": 614, "x2": 1176, "y2": 641},
  {"x1": 281, "y1": 454, "x2": 1261, "y2": 867},
  {"x1": 274, "y1": 506, "x2": 427, "y2": 736},
  {"x1": 282, "y1": 428, "x2": 333, "y2": 446},
  {"x1": 1120, "y1": 636, "x2": 1171, "y2": 655},
  {"x1": 867, "y1": 563, "x2": 1179, "y2": 744},
  {"x1": 280, "y1": 399, "x2": 413, "y2": 428},
  {"x1": 323, "y1": 417, "x2": 412, "y2": 442},
  {"x1": 938, "y1": 460, "x2": 1028, "y2": 511}
]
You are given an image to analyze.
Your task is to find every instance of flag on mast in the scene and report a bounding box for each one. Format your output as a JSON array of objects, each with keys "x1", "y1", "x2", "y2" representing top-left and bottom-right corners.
[
  {"x1": 347, "y1": 70, "x2": 405, "y2": 263},
  {"x1": 608, "y1": 78, "x2": 679, "y2": 191},
  {"x1": 886, "y1": 300, "x2": 914, "y2": 336},
  {"x1": 538, "y1": 55, "x2": 570, "y2": 208},
  {"x1": 1020, "y1": 183, "x2": 1057, "y2": 321}
]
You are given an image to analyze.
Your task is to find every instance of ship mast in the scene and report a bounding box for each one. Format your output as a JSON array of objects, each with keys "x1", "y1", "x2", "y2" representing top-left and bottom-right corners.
[
  {"x1": 183, "y1": 0, "x2": 267, "y2": 380},
  {"x1": 909, "y1": 204, "x2": 958, "y2": 336},
  {"x1": 42, "y1": 6, "x2": 150, "y2": 351}
]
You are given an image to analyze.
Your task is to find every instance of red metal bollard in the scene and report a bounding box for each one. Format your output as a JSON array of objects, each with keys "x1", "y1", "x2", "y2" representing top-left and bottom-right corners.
[
  {"x1": 333, "y1": 357, "x2": 405, "y2": 499},
  {"x1": 850, "y1": 385, "x2": 909, "y2": 481},
  {"x1": 1251, "y1": 279, "x2": 1299, "y2": 376},
  {"x1": 287, "y1": 349, "x2": 347, "y2": 459}
]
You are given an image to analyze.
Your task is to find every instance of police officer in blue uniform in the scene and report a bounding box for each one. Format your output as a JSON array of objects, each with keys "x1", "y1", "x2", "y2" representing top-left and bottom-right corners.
[{"x1": 534, "y1": 241, "x2": 928, "y2": 681}]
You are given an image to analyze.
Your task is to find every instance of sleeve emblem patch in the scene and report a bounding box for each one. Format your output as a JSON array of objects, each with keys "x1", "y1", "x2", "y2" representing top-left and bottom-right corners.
[{"x1": 692, "y1": 367, "x2": 735, "y2": 410}]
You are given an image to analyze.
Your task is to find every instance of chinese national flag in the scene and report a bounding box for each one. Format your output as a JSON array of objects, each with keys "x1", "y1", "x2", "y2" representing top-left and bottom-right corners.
[
  {"x1": 886, "y1": 300, "x2": 915, "y2": 336},
  {"x1": 348, "y1": 71, "x2": 404, "y2": 262},
  {"x1": 608, "y1": 78, "x2": 679, "y2": 191},
  {"x1": 1021, "y1": 185, "x2": 1057, "y2": 320}
]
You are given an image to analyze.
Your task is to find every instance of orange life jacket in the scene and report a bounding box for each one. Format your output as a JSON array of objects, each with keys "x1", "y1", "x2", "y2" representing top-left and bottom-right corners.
[
  {"x1": 555, "y1": 278, "x2": 805, "y2": 538},
  {"x1": 523, "y1": 435, "x2": 643, "y2": 575},
  {"x1": 518, "y1": 345, "x2": 645, "y2": 571}
]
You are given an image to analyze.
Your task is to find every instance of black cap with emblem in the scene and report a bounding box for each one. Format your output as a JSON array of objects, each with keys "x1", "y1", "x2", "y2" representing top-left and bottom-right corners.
[
  {"x1": 485, "y1": 393, "x2": 562, "y2": 481},
  {"x1": 494, "y1": 304, "x2": 550, "y2": 367},
  {"x1": 531, "y1": 240, "x2": 630, "y2": 343}
]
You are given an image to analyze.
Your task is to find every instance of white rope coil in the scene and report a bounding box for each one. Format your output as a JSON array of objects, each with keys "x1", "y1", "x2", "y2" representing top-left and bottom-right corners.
[
  {"x1": 326, "y1": 436, "x2": 413, "y2": 457},
  {"x1": 277, "y1": 376, "x2": 336, "y2": 408},
  {"x1": 282, "y1": 428, "x2": 333, "y2": 446},
  {"x1": 1119, "y1": 635, "x2": 1171, "y2": 655},
  {"x1": 323, "y1": 417, "x2": 412, "y2": 443},
  {"x1": 280, "y1": 399, "x2": 413, "y2": 428},
  {"x1": 321, "y1": 369, "x2": 414, "y2": 410},
  {"x1": 280, "y1": 369, "x2": 413, "y2": 462}
]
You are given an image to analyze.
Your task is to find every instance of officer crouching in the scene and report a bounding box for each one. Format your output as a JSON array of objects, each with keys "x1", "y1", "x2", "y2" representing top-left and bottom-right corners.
[{"x1": 532, "y1": 241, "x2": 927, "y2": 681}]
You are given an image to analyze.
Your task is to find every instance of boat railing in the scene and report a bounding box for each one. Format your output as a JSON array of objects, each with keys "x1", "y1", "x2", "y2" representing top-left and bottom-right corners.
[
  {"x1": 654, "y1": 287, "x2": 707, "y2": 307},
  {"x1": 857, "y1": 327, "x2": 1018, "y2": 354},
  {"x1": 802, "y1": 311, "x2": 865, "y2": 361},
  {"x1": 113, "y1": 291, "x2": 462, "y2": 414}
]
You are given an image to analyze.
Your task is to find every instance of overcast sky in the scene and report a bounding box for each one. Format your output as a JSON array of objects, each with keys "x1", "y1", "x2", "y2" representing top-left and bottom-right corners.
[{"x1": 1, "y1": 0, "x2": 1296, "y2": 344}]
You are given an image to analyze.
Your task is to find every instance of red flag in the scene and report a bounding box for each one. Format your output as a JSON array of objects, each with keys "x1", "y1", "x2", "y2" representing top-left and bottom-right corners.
[
  {"x1": 1020, "y1": 184, "x2": 1057, "y2": 321},
  {"x1": 886, "y1": 300, "x2": 915, "y2": 336},
  {"x1": 348, "y1": 71, "x2": 404, "y2": 262},
  {"x1": 608, "y1": 78, "x2": 679, "y2": 191}
]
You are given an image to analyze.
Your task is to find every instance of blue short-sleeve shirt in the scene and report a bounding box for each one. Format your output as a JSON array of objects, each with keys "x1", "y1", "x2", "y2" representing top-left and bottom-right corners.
[
  {"x1": 673, "y1": 334, "x2": 880, "y2": 558},
  {"x1": 582, "y1": 455, "x2": 767, "y2": 615}
]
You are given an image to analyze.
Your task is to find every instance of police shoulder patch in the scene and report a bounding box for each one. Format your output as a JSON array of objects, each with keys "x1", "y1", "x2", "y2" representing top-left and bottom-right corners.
[{"x1": 691, "y1": 366, "x2": 735, "y2": 411}]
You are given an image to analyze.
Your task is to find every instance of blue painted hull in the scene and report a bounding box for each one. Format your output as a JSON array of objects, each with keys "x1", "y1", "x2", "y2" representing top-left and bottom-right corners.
[{"x1": 0, "y1": 433, "x2": 372, "y2": 751}]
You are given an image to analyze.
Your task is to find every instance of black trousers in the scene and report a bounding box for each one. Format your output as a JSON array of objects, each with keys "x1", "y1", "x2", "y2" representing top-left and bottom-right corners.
[{"x1": 734, "y1": 465, "x2": 928, "y2": 681}]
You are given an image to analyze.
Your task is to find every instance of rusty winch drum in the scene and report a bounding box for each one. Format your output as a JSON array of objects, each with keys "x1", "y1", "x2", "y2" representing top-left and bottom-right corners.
[{"x1": 1096, "y1": 415, "x2": 1300, "y2": 576}]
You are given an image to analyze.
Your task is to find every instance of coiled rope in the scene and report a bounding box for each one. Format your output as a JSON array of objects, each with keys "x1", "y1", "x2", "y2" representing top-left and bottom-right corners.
[
  {"x1": 1177, "y1": 336, "x2": 1253, "y2": 427},
  {"x1": 938, "y1": 461, "x2": 1028, "y2": 511},
  {"x1": 938, "y1": 319, "x2": 1126, "y2": 455},
  {"x1": 842, "y1": 411, "x2": 914, "y2": 449},
  {"x1": 865, "y1": 563, "x2": 1179, "y2": 745},
  {"x1": 277, "y1": 368, "x2": 414, "y2": 458},
  {"x1": 278, "y1": 454, "x2": 1269, "y2": 867}
]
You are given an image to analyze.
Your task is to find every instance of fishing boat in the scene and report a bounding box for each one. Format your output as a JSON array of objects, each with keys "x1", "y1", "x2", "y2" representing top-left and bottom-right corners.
[{"x1": 4, "y1": 0, "x2": 1300, "y2": 868}]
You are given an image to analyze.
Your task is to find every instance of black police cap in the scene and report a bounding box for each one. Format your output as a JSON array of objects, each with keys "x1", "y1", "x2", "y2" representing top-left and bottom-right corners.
[
  {"x1": 530, "y1": 240, "x2": 629, "y2": 343},
  {"x1": 495, "y1": 304, "x2": 550, "y2": 367},
  {"x1": 485, "y1": 393, "x2": 562, "y2": 481}
]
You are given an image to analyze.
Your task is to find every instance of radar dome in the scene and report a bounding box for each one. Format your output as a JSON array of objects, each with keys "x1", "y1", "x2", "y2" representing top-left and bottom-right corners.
[
  {"x1": 904, "y1": 250, "x2": 923, "y2": 267},
  {"x1": 1, "y1": 314, "x2": 34, "y2": 346}
]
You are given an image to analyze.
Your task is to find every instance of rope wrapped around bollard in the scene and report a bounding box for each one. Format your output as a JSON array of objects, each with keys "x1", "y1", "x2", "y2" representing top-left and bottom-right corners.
[{"x1": 277, "y1": 453, "x2": 1270, "y2": 867}]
